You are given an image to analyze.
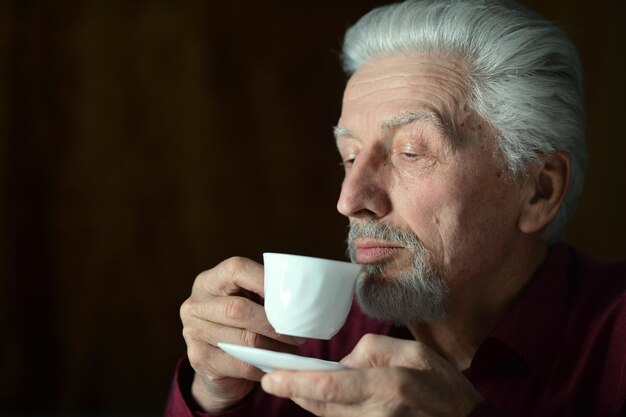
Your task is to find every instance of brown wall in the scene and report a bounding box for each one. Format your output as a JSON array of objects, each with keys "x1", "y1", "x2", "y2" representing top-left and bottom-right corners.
[{"x1": 0, "y1": 0, "x2": 624, "y2": 413}]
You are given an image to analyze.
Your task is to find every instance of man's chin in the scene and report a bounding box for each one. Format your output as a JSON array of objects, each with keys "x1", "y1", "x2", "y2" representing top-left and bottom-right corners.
[
  {"x1": 354, "y1": 268, "x2": 451, "y2": 324},
  {"x1": 360, "y1": 259, "x2": 413, "y2": 280}
]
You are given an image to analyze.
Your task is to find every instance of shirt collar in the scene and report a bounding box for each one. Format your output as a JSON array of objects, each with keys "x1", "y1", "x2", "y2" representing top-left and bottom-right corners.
[{"x1": 479, "y1": 244, "x2": 573, "y2": 384}]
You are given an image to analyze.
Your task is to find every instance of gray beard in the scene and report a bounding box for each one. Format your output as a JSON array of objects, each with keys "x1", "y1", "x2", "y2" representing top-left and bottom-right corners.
[{"x1": 347, "y1": 220, "x2": 450, "y2": 324}]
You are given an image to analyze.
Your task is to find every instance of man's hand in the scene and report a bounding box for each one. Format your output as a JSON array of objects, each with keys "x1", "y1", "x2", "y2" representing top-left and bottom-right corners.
[
  {"x1": 180, "y1": 257, "x2": 303, "y2": 412},
  {"x1": 260, "y1": 334, "x2": 483, "y2": 417}
]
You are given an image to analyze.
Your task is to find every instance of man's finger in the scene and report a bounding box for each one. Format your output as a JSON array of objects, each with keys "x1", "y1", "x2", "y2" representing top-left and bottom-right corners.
[
  {"x1": 260, "y1": 369, "x2": 369, "y2": 404},
  {"x1": 183, "y1": 317, "x2": 302, "y2": 353},
  {"x1": 195, "y1": 256, "x2": 265, "y2": 297},
  {"x1": 188, "y1": 295, "x2": 301, "y2": 345},
  {"x1": 187, "y1": 340, "x2": 265, "y2": 382},
  {"x1": 340, "y1": 333, "x2": 435, "y2": 369}
]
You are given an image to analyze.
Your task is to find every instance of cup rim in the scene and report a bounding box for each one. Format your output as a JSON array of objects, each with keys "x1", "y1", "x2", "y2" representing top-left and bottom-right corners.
[{"x1": 262, "y1": 252, "x2": 359, "y2": 268}]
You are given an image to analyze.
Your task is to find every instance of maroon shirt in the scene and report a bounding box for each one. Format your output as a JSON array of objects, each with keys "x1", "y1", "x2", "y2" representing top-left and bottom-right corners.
[{"x1": 165, "y1": 244, "x2": 626, "y2": 416}]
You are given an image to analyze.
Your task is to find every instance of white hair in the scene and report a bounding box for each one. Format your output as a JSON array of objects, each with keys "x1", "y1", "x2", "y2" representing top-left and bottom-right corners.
[{"x1": 341, "y1": 0, "x2": 587, "y2": 243}]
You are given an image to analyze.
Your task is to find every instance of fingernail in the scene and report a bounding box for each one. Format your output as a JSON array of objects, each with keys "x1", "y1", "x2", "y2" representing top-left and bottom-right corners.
[{"x1": 261, "y1": 373, "x2": 281, "y2": 391}]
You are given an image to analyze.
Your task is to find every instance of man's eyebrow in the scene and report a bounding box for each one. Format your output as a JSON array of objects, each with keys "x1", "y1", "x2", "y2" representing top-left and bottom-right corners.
[
  {"x1": 333, "y1": 126, "x2": 354, "y2": 139},
  {"x1": 333, "y1": 110, "x2": 452, "y2": 140},
  {"x1": 381, "y1": 111, "x2": 448, "y2": 133}
]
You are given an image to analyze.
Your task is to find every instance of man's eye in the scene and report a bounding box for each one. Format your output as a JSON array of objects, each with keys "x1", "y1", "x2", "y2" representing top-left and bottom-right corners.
[
  {"x1": 391, "y1": 148, "x2": 436, "y2": 169},
  {"x1": 394, "y1": 143, "x2": 418, "y2": 159},
  {"x1": 393, "y1": 150, "x2": 420, "y2": 162},
  {"x1": 340, "y1": 153, "x2": 357, "y2": 167}
]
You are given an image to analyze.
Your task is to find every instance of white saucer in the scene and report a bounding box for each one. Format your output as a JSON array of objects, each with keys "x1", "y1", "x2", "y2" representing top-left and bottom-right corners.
[{"x1": 218, "y1": 342, "x2": 347, "y2": 373}]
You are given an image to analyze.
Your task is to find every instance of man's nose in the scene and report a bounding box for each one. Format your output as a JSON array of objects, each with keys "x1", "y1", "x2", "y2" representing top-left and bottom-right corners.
[{"x1": 336, "y1": 148, "x2": 391, "y2": 220}]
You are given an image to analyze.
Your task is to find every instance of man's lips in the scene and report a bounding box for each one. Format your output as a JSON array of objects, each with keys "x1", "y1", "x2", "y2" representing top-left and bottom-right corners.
[{"x1": 354, "y1": 239, "x2": 404, "y2": 264}]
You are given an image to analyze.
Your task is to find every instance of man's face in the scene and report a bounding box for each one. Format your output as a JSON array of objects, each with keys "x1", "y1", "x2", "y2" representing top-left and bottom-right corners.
[{"x1": 335, "y1": 54, "x2": 527, "y2": 323}]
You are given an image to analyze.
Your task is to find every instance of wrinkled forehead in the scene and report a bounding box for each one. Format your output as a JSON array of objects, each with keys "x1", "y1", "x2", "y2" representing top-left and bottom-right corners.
[{"x1": 339, "y1": 53, "x2": 472, "y2": 137}]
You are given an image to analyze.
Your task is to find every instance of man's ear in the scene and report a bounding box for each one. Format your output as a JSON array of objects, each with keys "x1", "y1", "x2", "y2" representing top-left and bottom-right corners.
[{"x1": 518, "y1": 152, "x2": 571, "y2": 234}]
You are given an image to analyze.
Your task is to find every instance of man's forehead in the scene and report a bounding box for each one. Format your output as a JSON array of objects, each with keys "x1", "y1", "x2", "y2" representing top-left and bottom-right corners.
[
  {"x1": 343, "y1": 53, "x2": 470, "y2": 94},
  {"x1": 337, "y1": 54, "x2": 470, "y2": 139}
]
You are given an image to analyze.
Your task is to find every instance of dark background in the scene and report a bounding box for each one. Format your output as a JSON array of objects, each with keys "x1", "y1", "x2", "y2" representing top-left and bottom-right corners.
[{"x1": 0, "y1": 0, "x2": 624, "y2": 414}]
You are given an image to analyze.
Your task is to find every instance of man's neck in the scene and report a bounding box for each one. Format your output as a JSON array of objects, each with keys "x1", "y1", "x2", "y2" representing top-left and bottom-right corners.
[{"x1": 407, "y1": 239, "x2": 549, "y2": 370}]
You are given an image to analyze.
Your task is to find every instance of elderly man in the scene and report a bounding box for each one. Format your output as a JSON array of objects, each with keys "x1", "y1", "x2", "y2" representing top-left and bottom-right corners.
[{"x1": 166, "y1": 1, "x2": 626, "y2": 416}]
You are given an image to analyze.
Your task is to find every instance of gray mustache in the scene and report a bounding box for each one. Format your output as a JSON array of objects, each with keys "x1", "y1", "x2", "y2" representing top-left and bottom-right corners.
[{"x1": 346, "y1": 220, "x2": 424, "y2": 262}]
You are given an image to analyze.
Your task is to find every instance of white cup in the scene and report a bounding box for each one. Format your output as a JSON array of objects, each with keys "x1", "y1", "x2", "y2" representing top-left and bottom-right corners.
[{"x1": 263, "y1": 253, "x2": 362, "y2": 339}]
